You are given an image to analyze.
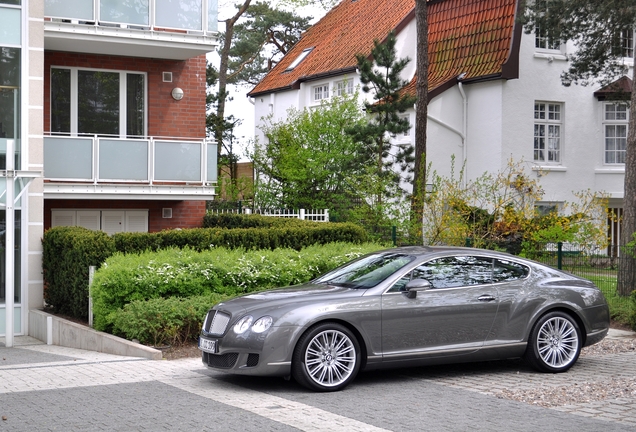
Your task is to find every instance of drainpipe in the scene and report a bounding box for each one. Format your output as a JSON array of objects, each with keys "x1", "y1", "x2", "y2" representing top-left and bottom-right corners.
[{"x1": 457, "y1": 73, "x2": 468, "y2": 186}]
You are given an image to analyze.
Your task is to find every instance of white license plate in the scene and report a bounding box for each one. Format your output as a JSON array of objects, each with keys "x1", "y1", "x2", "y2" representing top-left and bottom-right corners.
[{"x1": 199, "y1": 338, "x2": 217, "y2": 353}]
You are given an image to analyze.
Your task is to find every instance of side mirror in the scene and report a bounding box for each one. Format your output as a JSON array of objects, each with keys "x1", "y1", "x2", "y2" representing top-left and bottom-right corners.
[{"x1": 404, "y1": 279, "x2": 431, "y2": 299}]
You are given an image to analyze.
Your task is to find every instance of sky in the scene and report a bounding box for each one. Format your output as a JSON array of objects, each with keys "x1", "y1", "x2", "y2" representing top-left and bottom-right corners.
[{"x1": 209, "y1": 1, "x2": 328, "y2": 160}]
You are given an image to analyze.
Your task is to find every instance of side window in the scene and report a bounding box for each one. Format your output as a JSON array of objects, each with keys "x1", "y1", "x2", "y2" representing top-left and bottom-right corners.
[
  {"x1": 411, "y1": 256, "x2": 493, "y2": 289},
  {"x1": 492, "y1": 259, "x2": 530, "y2": 283}
]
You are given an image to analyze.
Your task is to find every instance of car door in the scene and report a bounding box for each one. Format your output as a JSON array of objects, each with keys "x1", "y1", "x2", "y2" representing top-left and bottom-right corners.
[{"x1": 381, "y1": 255, "x2": 500, "y2": 360}]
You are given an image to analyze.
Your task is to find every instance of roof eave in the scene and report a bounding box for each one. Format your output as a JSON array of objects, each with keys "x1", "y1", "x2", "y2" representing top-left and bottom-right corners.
[{"x1": 248, "y1": 66, "x2": 358, "y2": 98}]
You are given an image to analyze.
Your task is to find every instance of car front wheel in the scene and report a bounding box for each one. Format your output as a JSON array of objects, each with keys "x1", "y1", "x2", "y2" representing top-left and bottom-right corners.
[
  {"x1": 292, "y1": 323, "x2": 361, "y2": 392},
  {"x1": 525, "y1": 311, "x2": 582, "y2": 373}
]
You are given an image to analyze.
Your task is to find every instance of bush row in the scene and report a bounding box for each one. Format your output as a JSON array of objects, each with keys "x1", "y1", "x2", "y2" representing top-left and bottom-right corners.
[
  {"x1": 202, "y1": 213, "x2": 307, "y2": 229},
  {"x1": 42, "y1": 220, "x2": 368, "y2": 320},
  {"x1": 91, "y1": 242, "x2": 387, "y2": 338}
]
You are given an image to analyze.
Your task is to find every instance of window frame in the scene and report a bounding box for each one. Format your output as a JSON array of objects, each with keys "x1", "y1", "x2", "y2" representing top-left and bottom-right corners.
[
  {"x1": 603, "y1": 102, "x2": 628, "y2": 165},
  {"x1": 533, "y1": 101, "x2": 563, "y2": 165},
  {"x1": 312, "y1": 83, "x2": 330, "y2": 103},
  {"x1": 335, "y1": 79, "x2": 353, "y2": 97},
  {"x1": 49, "y1": 66, "x2": 148, "y2": 138}
]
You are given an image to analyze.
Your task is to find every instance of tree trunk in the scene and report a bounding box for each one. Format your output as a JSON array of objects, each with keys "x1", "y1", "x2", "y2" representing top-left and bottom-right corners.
[
  {"x1": 216, "y1": 1, "x2": 252, "y2": 160},
  {"x1": 617, "y1": 53, "x2": 636, "y2": 296},
  {"x1": 411, "y1": 0, "x2": 429, "y2": 239}
]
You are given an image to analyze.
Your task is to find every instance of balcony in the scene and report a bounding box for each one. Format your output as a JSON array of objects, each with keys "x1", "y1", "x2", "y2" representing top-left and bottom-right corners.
[
  {"x1": 44, "y1": 0, "x2": 219, "y2": 60},
  {"x1": 43, "y1": 134, "x2": 217, "y2": 200}
]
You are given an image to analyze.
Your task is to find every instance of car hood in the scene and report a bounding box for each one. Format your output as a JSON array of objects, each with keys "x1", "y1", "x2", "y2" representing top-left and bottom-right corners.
[{"x1": 215, "y1": 283, "x2": 364, "y2": 316}]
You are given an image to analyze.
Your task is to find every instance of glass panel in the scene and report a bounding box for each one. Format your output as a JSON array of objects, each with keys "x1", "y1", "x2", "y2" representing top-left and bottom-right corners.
[
  {"x1": 0, "y1": 1, "x2": 21, "y2": 5},
  {"x1": 155, "y1": 0, "x2": 202, "y2": 31},
  {"x1": 100, "y1": 0, "x2": 149, "y2": 26},
  {"x1": 45, "y1": 0, "x2": 93, "y2": 21},
  {"x1": 207, "y1": 142, "x2": 217, "y2": 182},
  {"x1": 44, "y1": 137, "x2": 93, "y2": 179},
  {"x1": 78, "y1": 70, "x2": 119, "y2": 136},
  {"x1": 0, "y1": 47, "x2": 20, "y2": 171},
  {"x1": 208, "y1": 0, "x2": 218, "y2": 32},
  {"x1": 126, "y1": 73, "x2": 145, "y2": 137},
  {"x1": 154, "y1": 141, "x2": 201, "y2": 181},
  {"x1": 51, "y1": 68, "x2": 71, "y2": 133},
  {"x1": 99, "y1": 139, "x2": 148, "y2": 180},
  {"x1": 0, "y1": 7, "x2": 20, "y2": 45},
  {"x1": 0, "y1": 209, "x2": 21, "y2": 306}
]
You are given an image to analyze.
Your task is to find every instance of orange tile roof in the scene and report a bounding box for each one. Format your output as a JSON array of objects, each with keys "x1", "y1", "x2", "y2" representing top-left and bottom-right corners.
[{"x1": 248, "y1": 0, "x2": 520, "y2": 98}]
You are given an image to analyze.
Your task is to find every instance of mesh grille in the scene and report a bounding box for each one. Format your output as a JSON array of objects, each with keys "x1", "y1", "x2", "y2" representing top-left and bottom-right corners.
[
  {"x1": 204, "y1": 310, "x2": 231, "y2": 335},
  {"x1": 204, "y1": 352, "x2": 239, "y2": 369},
  {"x1": 246, "y1": 353, "x2": 259, "y2": 367}
]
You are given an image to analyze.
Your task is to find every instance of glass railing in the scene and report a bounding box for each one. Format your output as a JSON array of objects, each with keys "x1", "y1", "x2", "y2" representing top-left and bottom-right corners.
[
  {"x1": 44, "y1": 135, "x2": 217, "y2": 184},
  {"x1": 45, "y1": 0, "x2": 218, "y2": 33}
]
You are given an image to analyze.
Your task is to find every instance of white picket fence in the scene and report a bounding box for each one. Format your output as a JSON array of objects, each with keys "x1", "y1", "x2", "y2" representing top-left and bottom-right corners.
[{"x1": 210, "y1": 208, "x2": 330, "y2": 222}]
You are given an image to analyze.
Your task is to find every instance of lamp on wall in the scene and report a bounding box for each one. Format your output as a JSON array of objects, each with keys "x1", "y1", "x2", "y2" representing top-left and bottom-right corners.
[{"x1": 171, "y1": 87, "x2": 184, "y2": 101}]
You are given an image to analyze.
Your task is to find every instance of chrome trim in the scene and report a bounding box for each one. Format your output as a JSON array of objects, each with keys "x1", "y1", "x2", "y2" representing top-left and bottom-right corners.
[
  {"x1": 382, "y1": 346, "x2": 480, "y2": 359},
  {"x1": 266, "y1": 361, "x2": 292, "y2": 367},
  {"x1": 587, "y1": 328, "x2": 608, "y2": 338}
]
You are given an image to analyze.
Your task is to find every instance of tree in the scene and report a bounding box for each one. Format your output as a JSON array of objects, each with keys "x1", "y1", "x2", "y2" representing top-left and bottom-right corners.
[
  {"x1": 251, "y1": 94, "x2": 369, "y2": 218},
  {"x1": 348, "y1": 32, "x2": 416, "y2": 205},
  {"x1": 413, "y1": 0, "x2": 429, "y2": 238},
  {"x1": 522, "y1": 0, "x2": 636, "y2": 296}
]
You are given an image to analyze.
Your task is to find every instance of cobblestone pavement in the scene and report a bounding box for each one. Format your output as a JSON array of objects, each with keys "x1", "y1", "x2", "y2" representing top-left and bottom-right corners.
[{"x1": 0, "y1": 332, "x2": 635, "y2": 431}]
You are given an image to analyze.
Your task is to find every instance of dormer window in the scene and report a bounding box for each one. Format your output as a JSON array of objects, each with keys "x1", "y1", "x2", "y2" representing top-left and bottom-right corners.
[{"x1": 286, "y1": 48, "x2": 313, "y2": 71}]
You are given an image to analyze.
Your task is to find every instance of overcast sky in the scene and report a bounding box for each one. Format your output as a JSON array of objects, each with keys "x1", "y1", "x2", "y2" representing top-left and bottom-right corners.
[{"x1": 210, "y1": 1, "x2": 328, "y2": 160}]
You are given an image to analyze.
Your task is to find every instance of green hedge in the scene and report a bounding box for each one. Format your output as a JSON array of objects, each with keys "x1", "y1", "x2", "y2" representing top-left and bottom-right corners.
[
  {"x1": 42, "y1": 226, "x2": 116, "y2": 319},
  {"x1": 111, "y1": 293, "x2": 229, "y2": 347},
  {"x1": 91, "y1": 243, "x2": 387, "y2": 333},
  {"x1": 202, "y1": 213, "x2": 306, "y2": 229},
  {"x1": 112, "y1": 223, "x2": 367, "y2": 254}
]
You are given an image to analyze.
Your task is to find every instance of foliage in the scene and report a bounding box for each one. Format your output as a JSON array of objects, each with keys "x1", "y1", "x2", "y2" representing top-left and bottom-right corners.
[
  {"x1": 112, "y1": 223, "x2": 368, "y2": 254},
  {"x1": 111, "y1": 294, "x2": 230, "y2": 347},
  {"x1": 420, "y1": 157, "x2": 609, "y2": 253},
  {"x1": 202, "y1": 213, "x2": 305, "y2": 229},
  {"x1": 42, "y1": 227, "x2": 116, "y2": 319},
  {"x1": 252, "y1": 93, "x2": 370, "y2": 220},
  {"x1": 92, "y1": 242, "x2": 387, "y2": 334},
  {"x1": 347, "y1": 31, "x2": 417, "y2": 198},
  {"x1": 522, "y1": 0, "x2": 636, "y2": 297}
]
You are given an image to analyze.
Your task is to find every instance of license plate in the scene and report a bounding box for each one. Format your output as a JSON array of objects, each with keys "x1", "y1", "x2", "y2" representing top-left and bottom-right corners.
[{"x1": 199, "y1": 338, "x2": 217, "y2": 353}]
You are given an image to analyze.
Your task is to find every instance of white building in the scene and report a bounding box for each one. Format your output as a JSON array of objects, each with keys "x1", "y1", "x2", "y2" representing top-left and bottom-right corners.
[{"x1": 248, "y1": 0, "x2": 629, "y2": 245}]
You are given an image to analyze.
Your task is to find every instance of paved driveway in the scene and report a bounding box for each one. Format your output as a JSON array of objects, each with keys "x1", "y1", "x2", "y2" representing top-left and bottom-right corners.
[{"x1": 1, "y1": 336, "x2": 635, "y2": 431}]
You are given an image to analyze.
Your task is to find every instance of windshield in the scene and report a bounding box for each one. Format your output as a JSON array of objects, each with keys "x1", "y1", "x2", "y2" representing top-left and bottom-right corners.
[{"x1": 314, "y1": 253, "x2": 414, "y2": 289}]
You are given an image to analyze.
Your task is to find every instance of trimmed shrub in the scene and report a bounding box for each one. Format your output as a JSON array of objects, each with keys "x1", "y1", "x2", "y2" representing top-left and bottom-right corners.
[
  {"x1": 202, "y1": 213, "x2": 302, "y2": 229},
  {"x1": 91, "y1": 242, "x2": 387, "y2": 333},
  {"x1": 42, "y1": 226, "x2": 115, "y2": 319},
  {"x1": 111, "y1": 293, "x2": 229, "y2": 347}
]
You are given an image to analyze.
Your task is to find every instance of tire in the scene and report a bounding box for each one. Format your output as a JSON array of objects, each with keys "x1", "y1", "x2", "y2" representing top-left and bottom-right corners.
[
  {"x1": 292, "y1": 323, "x2": 361, "y2": 392},
  {"x1": 524, "y1": 311, "x2": 582, "y2": 373}
]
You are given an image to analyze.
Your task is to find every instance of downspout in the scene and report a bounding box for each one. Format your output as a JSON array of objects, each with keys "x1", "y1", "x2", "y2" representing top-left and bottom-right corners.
[{"x1": 457, "y1": 73, "x2": 468, "y2": 186}]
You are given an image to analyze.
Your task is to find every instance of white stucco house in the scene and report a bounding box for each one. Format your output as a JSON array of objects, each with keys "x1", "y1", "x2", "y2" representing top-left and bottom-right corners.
[{"x1": 248, "y1": 0, "x2": 631, "y2": 246}]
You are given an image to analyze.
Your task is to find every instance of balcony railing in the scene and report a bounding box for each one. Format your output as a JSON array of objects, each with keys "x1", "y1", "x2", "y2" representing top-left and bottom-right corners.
[
  {"x1": 44, "y1": 134, "x2": 217, "y2": 189},
  {"x1": 44, "y1": 0, "x2": 218, "y2": 60},
  {"x1": 45, "y1": 0, "x2": 218, "y2": 33}
]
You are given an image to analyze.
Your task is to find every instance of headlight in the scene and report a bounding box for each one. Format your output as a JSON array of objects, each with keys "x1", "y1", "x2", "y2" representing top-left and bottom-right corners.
[
  {"x1": 252, "y1": 316, "x2": 273, "y2": 333},
  {"x1": 233, "y1": 315, "x2": 253, "y2": 334}
]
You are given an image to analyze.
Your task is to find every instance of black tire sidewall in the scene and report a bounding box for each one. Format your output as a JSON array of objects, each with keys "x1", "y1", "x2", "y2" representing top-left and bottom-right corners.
[{"x1": 292, "y1": 322, "x2": 361, "y2": 392}]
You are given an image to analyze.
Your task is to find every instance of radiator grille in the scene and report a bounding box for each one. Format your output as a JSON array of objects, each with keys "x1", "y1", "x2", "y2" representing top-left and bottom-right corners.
[
  {"x1": 204, "y1": 352, "x2": 239, "y2": 369},
  {"x1": 246, "y1": 353, "x2": 260, "y2": 367},
  {"x1": 204, "y1": 310, "x2": 231, "y2": 335}
]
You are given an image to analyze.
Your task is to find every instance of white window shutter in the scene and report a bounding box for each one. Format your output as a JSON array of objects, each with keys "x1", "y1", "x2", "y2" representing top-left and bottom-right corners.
[
  {"x1": 76, "y1": 211, "x2": 101, "y2": 231},
  {"x1": 125, "y1": 210, "x2": 148, "y2": 233},
  {"x1": 51, "y1": 210, "x2": 76, "y2": 227},
  {"x1": 101, "y1": 211, "x2": 125, "y2": 235}
]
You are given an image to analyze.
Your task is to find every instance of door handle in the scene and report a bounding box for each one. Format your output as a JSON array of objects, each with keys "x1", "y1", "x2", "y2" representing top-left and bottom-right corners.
[{"x1": 478, "y1": 294, "x2": 496, "y2": 302}]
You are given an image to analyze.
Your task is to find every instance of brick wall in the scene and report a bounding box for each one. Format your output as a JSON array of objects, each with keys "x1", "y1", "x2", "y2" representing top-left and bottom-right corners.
[
  {"x1": 44, "y1": 200, "x2": 207, "y2": 232},
  {"x1": 43, "y1": 52, "x2": 207, "y2": 139}
]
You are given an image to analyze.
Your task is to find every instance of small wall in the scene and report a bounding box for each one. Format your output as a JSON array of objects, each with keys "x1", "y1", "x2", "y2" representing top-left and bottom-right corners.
[{"x1": 29, "y1": 309, "x2": 162, "y2": 360}]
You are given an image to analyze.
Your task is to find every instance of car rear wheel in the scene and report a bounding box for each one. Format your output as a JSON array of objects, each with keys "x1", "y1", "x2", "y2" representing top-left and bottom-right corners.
[
  {"x1": 292, "y1": 323, "x2": 361, "y2": 392},
  {"x1": 525, "y1": 311, "x2": 582, "y2": 373}
]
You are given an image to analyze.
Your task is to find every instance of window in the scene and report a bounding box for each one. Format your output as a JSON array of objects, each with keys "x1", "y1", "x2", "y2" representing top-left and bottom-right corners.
[
  {"x1": 492, "y1": 259, "x2": 529, "y2": 283},
  {"x1": 535, "y1": 24, "x2": 560, "y2": 50},
  {"x1": 50, "y1": 67, "x2": 146, "y2": 137},
  {"x1": 604, "y1": 102, "x2": 628, "y2": 164},
  {"x1": 335, "y1": 79, "x2": 353, "y2": 96},
  {"x1": 286, "y1": 48, "x2": 313, "y2": 71},
  {"x1": 612, "y1": 29, "x2": 634, "y2": 58},
  {"x1": 313, "y1": 84, "x2": 329, "y2": 102},
  {"x1": 534, "y1": 102, "x2": 562, "y2": 163},
  {"x1": 535, "y1": 202, "x2": 560, "y2": 216}
]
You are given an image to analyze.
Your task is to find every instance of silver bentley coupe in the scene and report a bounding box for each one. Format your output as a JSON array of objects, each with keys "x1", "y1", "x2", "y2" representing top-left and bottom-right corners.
[{"x1": 199, "y1": 246, "x2": 609, "y2": 391}]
